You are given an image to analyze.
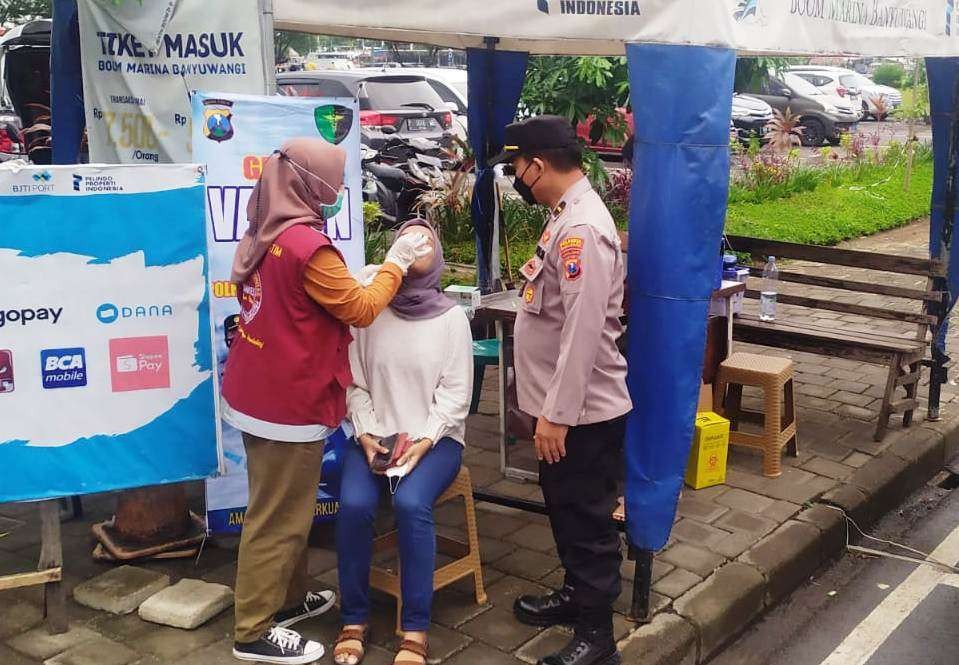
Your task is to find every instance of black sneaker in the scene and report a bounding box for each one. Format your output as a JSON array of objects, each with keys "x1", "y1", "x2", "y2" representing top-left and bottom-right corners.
[
  {"x1": 274, "y1": 590, "x2": 337, "y2": 628},
  {"x1": 233, "y1": 626, "x2": 324, "y2": 664}
]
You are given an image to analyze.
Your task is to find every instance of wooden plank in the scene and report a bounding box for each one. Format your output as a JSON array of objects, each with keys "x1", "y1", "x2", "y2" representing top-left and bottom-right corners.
[
  {"x1": 733, "y1": 322, "x2": 922, "y2": 363},
  {"x1": 743, "y1": 290, "x2": 937, "y2": 326},
  {"x1": 38, "y1": 500, "x2": 67, "y2": 634},
  {"x1": 727, "y1": 235, "x2": 945, "y2": 277},
  {"x1": 0, "y1": 568, "x2": 61, "y2": 591},
  {"x1": 745, "y1": 267, "x2": 942, "y2": 302},
  {"x1": 735, "y1": 314, "x2": 927, "y2": 350}
]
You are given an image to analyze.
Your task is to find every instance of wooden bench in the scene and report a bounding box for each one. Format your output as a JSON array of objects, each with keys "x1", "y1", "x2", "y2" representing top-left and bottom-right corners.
[{"x1": 726, "y1": 235, "x2": 947, "y2": 442}]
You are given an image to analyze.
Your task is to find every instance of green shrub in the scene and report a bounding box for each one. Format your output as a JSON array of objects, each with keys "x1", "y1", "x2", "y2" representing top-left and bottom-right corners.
[{"x1": 873, "y1": 63, "x2": 904, "y2": 88}]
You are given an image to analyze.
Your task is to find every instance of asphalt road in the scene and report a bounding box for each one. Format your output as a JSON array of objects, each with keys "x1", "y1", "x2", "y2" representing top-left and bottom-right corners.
[{"x1": 710, "y1": 464, "x2": 959, "y2": 665}]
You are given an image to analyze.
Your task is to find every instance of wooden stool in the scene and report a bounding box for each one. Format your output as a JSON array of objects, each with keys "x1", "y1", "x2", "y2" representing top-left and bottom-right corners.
[
  {"x1": 715, "y1": 352, "x2": 799, "y2": 478},
  {"x1": 369, "y1": 466, "x2": 487, "y2": 635}
]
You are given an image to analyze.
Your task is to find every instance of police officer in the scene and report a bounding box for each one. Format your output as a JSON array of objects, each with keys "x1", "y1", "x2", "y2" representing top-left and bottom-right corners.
[{"x1": 490, "y1": 116, "x2": 632, "y2": 665}]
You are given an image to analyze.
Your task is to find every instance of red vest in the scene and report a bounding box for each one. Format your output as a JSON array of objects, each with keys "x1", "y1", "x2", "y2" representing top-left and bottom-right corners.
[{"x1": 221, "y1": 225, "x2": 352, "y2": 429}]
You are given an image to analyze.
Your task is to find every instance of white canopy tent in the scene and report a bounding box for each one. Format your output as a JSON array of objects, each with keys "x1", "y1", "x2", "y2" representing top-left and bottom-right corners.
[{"x1": 276, "y1": 0, "x2": 959, "y2": 57}]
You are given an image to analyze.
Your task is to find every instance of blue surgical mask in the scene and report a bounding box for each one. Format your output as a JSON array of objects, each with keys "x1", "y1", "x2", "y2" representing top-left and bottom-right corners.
[{"x1": 320, "y1": 190, "x2": 345, "y2": 220}]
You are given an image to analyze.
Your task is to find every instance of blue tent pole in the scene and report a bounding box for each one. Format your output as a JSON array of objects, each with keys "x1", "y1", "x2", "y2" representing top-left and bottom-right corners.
[
  {"x1": 623, "y1": 42, "x2": 736, "y2": 566},
  {"x1": 51, "y1": 0, "x2": 84, "y2": 165},
  {"x1": 925, "y1": 58, "x2": 959, "y2": 421},
  {"x1": 466, "y1": 46, "x2": 528, "y2": 293}
]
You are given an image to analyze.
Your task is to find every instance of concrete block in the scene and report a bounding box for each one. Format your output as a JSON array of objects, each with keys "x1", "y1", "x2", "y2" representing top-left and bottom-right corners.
[
  {"x1": 7, "y1": 625, "x2": 100, "y2": 661},
  {"x1": 739, "y1": 520, "x2": 822, "y2": 606},
  {"x1": 715, "y1": 488, "x2": 775, "y2": 515},
  {"x1": 73, "y1": 565, "x2": 170, "y2": 615},
  {"x1": 138, "y1": 579, "x2": 234, "y2": 629},
  {"x1": 653, "y1": 569, "x2": 703, "y2": 599},
  {"x1": 44, "y1": 637, "x2": 138, "y2": 665},
  {"x1": 849, "y1": 453, "x2": 911, "y2": 519},
  {"x1": 886, "y1": 427, "x2": 946, "y2": 490},
  {"x1": 658, "y1": 543, "x2": 726, "y2": 578},
  {"x1": 516, "y1": 627, "x2": 573, "y2": 664},
  {"x1": 674, "y1": 562, "x2": 765, "y2": 661},
  {"x1": 618, "y1": 613, "x2": 697, "y2": 665},
  {"x1": 795, "y1": 504, "x2": 847, "y2": 561},
  {"x1": 820, "y1": 484, "x2": 872, "y2": 527}
]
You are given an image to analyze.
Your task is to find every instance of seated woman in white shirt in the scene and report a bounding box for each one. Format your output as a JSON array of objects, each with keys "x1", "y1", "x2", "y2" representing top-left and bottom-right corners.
[{"x1": 334, "y1": 219, "x2": 473, "y2": 665}]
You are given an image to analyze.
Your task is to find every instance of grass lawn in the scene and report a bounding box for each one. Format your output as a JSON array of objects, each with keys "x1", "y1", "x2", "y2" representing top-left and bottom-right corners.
[
  {"x1": 725, "y1": 158, "x2": 933, "y2": 244},
  {"x1": 439, "y1": 153, "x2": 934, "y2": 276}
]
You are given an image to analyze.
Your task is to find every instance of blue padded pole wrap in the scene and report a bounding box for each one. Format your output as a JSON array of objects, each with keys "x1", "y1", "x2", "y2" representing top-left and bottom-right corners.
[
  {"x1": 624, "y1": 44, "x2": 736, "y2": 551},
  {"x1": 926, "y1": 58, "x2": 959, "y2": 352},
  {"x1": 51, "y1": 0, "x2": 85, "y2": 165},
  {"x1": 467, "y1": 47, "x2": 528, "y2": 292}
]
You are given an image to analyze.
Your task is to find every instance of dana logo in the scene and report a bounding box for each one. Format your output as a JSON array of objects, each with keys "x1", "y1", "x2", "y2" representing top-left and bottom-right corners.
[
  {"x1": 0, "y1": 349, "x2": 14, "y2": 394},
  {"x1": 537, "y1": 0, "x2": 641, "y2": 15},
  {"x1": 96, "y1": 302, "x2": 173, "y2": 324},
  {"x1": 203, "y1": 98, "x2": 235, "y2": 142},
  {"x1": 734, "y1": 0, "x2": 759, "y2": 21},
  {"x1": 109, "y1": 336, "x2": 170, "y2": 392},
  {"x1": 0, "y1": 306, "x2": 63, "y2": 328},
  {"x1": 40, "y1": 347, "x2": 87, "y2": 389}
]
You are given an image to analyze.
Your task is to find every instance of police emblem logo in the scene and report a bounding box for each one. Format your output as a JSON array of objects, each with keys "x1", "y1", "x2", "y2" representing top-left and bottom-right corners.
[
  {"x1": 560, "y1": 236, "x2": 584, "y2": 281},
  {"x1": 313, "y1": 104, "x2": 355, "y2": 145},
  {"x1": 203, "y1": 98, "x2": 235, "y2": 143}
]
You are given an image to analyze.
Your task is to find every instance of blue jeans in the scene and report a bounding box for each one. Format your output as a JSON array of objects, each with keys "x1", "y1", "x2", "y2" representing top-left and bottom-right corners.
[{"x1": 336, "y1": 437, "x2": 462, "y2": 631}]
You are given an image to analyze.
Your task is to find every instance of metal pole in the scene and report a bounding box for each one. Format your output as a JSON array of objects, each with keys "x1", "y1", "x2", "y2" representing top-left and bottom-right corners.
[
  {"x1": 929, "y1": 65, "x2": 959, "y2": 421},
  {"x1": 259, "y1": 0, "x2": 277, "y2": 95},
  {"x1": 628, "y1": 547, "x2": 653, "y2": 624}
]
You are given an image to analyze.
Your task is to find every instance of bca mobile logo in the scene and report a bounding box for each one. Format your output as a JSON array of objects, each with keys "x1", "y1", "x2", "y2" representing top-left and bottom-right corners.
[{"x1": 41, "y1": 347, "x2": 87, "y2": 389}]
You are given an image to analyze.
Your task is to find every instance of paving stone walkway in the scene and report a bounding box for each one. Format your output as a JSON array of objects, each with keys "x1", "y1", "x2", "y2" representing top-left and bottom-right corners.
[{"x1": 1, "y1": 220, "x2": 957, "y2": 665}]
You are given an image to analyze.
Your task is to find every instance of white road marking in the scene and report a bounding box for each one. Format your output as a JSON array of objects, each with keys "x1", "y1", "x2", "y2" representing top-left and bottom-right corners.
[{"x1": 819, "y1": 523, "x2": 959, "y2": 665}]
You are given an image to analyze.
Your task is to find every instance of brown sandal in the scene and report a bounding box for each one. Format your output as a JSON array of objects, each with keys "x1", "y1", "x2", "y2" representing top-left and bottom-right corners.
[
  {"x1": 333, "y1": 626, "x2": 371, "y2": 664},
  {"x1": 394, "y1": 638, "x2": 428, "y2": 665}
]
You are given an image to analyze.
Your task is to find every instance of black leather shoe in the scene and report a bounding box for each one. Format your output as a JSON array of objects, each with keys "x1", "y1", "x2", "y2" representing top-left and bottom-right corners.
[
  {"x1": 514, "y1": 585, "x2": 580, "y2": 627},
  {"x1": 536, "y1": 630, "x2": 620, "y2": 665}
]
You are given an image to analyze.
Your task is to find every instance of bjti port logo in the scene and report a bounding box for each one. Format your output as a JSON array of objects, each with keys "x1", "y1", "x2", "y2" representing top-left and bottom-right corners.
[
  {"x1": 0, "y1": 350, "x2": 14, "y2": 393},
  {"x1": 40, "y1": 347, "x2": 87, "y2": 389},
  {"x1": 109, "y1": 336, "x2": 170, "y2": 393}
]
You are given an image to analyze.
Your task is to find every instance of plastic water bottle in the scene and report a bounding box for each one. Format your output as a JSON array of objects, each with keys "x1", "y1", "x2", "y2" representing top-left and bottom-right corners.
[{"x1": 760, "y1": 256, "x2": 778, "y2": 322}]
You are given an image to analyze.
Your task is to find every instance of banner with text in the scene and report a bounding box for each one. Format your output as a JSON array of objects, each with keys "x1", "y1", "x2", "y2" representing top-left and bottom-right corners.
[
  {"x1": 276, "y1": 0, "x2": 959, "y2": 56},
  {"x1": 0, "y1": 163, "x2": 219, "y2": 503},
  {"x1": 193, "y1": 92, "x2": 364, "y2": 534},
  {"x1": 77, "y1": 0, "x2": 266, "y2": 164}
]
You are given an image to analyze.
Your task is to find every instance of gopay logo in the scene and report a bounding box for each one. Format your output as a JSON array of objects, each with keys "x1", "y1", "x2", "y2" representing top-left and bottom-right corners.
[
  {"x1": 0, "y1": 306, "x2": 63, "y2": 328},
  {"x1": 40, "y1": 347, "x2": 87, "y2": 389},
  {"x1": 96, "y1": 302, "x2": 173, "y2": 324}
]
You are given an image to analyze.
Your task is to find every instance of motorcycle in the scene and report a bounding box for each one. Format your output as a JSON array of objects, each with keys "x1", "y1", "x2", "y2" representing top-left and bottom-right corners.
[{"x1": 361, "y1": 135, "x2": 449, "y2": 228}]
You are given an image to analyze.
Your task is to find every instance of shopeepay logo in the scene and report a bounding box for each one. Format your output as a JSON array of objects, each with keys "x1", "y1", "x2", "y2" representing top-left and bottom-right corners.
[{"x1": 538, "y1": 0, "x2": 641, "y2": 15}]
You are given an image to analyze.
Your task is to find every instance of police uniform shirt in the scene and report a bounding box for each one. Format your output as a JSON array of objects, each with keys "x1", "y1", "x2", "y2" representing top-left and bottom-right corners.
[{"x1": 514, "y1": 176, "x2": 632, "y2": 427}]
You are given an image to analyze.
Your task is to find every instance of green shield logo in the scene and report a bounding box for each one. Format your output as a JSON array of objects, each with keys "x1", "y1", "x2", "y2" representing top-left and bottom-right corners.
[{"x1": 314, "y1": 105, "x2": 354, "y2": 145}]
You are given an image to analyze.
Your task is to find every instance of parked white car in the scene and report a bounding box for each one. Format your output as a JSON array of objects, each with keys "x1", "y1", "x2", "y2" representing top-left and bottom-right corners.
[
  {"x1": 355, "y1": 66, "x2": 469, "y2": 141},
  {"x1": 789, "y1": 66, "x2": 902, "y2": 119}
]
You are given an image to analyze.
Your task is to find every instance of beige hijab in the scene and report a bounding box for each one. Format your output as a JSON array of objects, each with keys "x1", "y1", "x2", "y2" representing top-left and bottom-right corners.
[{"x1": 231, "y1": 137, "x2": 346, "y2": 283}]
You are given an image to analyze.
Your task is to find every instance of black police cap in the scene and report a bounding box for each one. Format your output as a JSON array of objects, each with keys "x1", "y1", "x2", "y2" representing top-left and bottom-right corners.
[{"x1": 488, "y1": 115, "x2": 579, "y2": 166}]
